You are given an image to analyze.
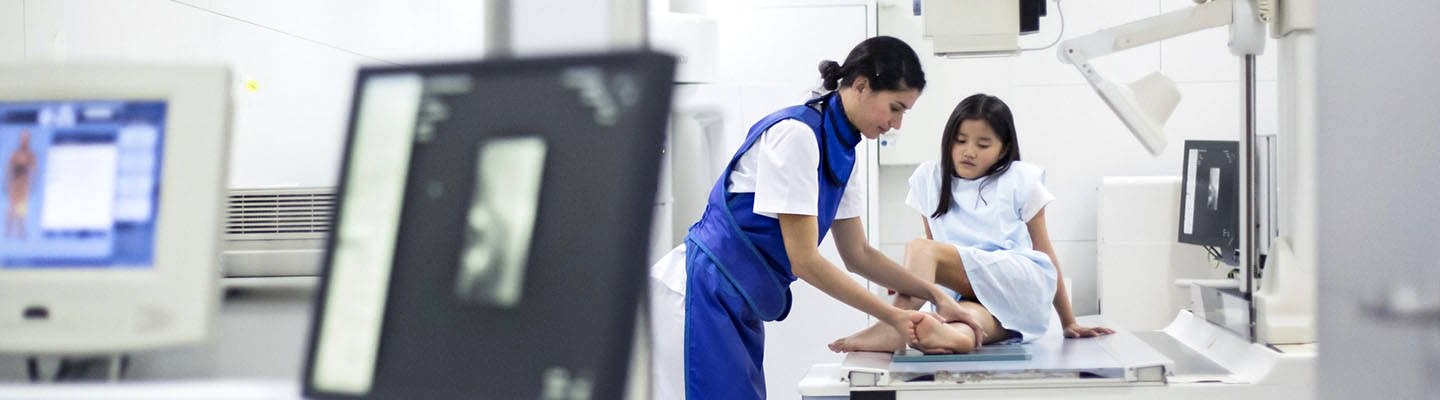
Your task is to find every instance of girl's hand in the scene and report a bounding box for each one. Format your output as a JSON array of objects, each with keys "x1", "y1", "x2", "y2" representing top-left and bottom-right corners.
[
  {"x1": 1062, "y1": 323, "x2": 1115, "y2": 338},
  {"x1": 932, "y1": 298, "x2": 986, "y2": 349}
]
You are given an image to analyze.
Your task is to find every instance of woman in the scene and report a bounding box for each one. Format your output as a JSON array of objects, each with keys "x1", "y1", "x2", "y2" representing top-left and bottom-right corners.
[{"x1": 648, "y1": 36, "x2": 981, "y2": 400}]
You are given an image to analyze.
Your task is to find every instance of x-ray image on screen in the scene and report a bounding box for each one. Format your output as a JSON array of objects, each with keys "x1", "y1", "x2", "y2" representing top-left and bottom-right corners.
[
  {"x1": 1178, "y1": 140, "x2": 1239, "y2": 253},
  {"x1": 455, "y1": 136, "x2": 546, "y2": 308},
  {"x1": 1206, "y1": 168, "x2": 1220, "y2": 211}
]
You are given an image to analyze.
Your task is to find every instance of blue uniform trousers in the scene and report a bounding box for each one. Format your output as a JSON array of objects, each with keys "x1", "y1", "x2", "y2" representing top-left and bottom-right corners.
[{"x1": 684, "y1": 243, "x2": 766, "y2": 400}]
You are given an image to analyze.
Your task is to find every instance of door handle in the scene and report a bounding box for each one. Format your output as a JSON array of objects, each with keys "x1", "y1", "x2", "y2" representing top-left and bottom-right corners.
[{"x1": 1364, "y1": 285, "x2": 1440, "y2": 325}]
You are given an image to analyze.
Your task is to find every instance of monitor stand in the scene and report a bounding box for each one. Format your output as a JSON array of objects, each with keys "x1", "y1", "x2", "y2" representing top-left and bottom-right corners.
[{"x1": 26, "y1": 354, "x2": 128, "y2": 382}]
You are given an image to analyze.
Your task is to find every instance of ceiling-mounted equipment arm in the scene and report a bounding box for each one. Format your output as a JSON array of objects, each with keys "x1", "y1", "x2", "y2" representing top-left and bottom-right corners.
[{"x1": 1056, "y1": 0, "x2": 1265, "y2": 155}]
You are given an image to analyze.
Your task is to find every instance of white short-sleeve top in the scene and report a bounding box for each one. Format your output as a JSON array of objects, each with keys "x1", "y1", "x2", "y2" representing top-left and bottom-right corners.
[
  {"x1": 905, "y1": 160, "x2": 1054, "y2": 252},
  {"x1": 727, "y1": 119, "x2": 864, "y2": 220}
]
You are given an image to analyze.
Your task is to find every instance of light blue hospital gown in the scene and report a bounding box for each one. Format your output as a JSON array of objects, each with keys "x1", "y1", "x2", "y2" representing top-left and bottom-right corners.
[{"x1": 906, "y1": 160, "x2": 1058, "y2": 342}]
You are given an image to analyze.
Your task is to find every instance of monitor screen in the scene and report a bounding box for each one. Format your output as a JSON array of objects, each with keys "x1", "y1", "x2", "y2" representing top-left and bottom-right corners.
[
  {"x1": 1, "y1": 100, "x2": 166, "y2": 269},
  {"x1": 304, "y1": 51, "x2": 675, "y2": 400},
  {"x1": 0, "y1": 65, "x2": 229, "y2": 354},
  {"x1": 1178, "y1": 140, "x2": 1239, "y2": 260}
]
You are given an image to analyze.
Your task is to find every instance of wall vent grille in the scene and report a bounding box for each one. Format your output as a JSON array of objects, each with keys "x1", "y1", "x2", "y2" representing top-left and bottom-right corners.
[{"x1": 226, "y1": 189, "x2": 335, "y2": 237}]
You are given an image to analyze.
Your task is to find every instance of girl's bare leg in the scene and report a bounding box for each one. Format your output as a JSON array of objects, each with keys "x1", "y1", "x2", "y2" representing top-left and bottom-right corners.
[
  {"x1": 904, "y1": 238, "x2": 978, "y2": 300},
  {"x1": 829, "y1": 239, "x2": 982, "y2": 353}
]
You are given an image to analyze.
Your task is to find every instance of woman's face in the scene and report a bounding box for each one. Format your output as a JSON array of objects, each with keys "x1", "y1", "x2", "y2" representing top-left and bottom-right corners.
[
  {"x1": 949, "y1": 118, "x2": 1004, "y2": 180},
  {"x1": 846, "y1": 78, "x2": 920, "y2": 139}
]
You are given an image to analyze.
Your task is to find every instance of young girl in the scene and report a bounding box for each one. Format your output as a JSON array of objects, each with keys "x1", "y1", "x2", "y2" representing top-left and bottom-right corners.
[{"x1": 831, "y1": 93, "x2": 1112, "y2": 354}]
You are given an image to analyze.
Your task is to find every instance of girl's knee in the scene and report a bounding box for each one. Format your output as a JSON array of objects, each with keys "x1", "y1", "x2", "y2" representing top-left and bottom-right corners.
[
  {"x1": 904, "y1": 238, "x2": 928, "y2": 254},
  {"x1": 905, "y1": 238, "x2": 942, "y2": 259}
]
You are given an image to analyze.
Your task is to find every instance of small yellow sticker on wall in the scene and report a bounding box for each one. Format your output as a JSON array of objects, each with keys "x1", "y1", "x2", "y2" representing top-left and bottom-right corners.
[{"x1": 244, "y1": 80, "x2": 259, "y2": 93}]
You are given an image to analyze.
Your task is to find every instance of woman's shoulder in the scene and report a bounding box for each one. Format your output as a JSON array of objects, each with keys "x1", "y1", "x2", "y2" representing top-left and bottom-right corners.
[
  {"x1": 767, "y1": 118, "x2": 817, "y2": 134},
  {"x1": 759, "y1": 119, "x2": 819, "y2": 148}
]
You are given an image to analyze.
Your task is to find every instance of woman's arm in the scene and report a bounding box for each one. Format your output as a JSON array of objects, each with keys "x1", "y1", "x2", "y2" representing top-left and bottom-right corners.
[
  {"x1": 780, "y1": 214, "x2": 918, "y2": 339},
  {"x1": 1027, "y1": 208, "x2": 1114, "y2": 338},
  {"x1": 831, "y1": 217, "x2": 953, "y2": 304}
]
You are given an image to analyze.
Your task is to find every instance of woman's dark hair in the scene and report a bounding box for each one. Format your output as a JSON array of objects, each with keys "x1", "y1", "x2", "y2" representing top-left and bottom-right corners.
[
  {"x1": 931, "y1": 93, "x2": 1022, "y2": 218},
  {"x1": 818, "y1": 36, "x2": 926, "y2": 93}
]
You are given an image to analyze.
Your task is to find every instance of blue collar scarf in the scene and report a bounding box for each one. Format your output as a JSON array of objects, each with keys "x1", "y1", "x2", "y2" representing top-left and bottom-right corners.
[{"x1": 806, "y1": 92, "x2": 863, "y2": 186}]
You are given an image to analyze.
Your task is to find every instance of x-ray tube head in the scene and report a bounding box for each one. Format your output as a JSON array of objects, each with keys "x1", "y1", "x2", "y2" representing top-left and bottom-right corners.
[{"x1": 1092, "y1": 72, "x2": 1179, "y2": 156}]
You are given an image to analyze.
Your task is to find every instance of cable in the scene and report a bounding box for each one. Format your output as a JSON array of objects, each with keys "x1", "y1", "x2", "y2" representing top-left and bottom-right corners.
[
  {"x1": 26, "y1": 357, "x2": 40, "y2": 382},
  {"x1": 1019, "y1": 0, "x2": 1066, "y2": 52},
  {"x1": 55, "y1": 357, "x2": 72, "y2": 380},
  {"x1": 166, "y1": 0, "x2": 404, "y2": 67},
  {"x1": 1203, "y1": 245, "x2": 1222, "y2": 260},
  {"x1": 21, "y1": 0, "x2": 26, "y2": 59}
]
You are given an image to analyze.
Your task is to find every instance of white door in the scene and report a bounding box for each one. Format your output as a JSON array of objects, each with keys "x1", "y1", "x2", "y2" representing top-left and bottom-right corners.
[{"x1": 1316, "y1": 2, "x2": 1440, "y2": 399}]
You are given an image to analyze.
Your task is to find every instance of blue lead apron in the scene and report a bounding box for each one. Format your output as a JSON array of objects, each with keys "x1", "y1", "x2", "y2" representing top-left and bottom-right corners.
[{"x1": 682, "y1": 92, "x2": 861, "y2": 399}]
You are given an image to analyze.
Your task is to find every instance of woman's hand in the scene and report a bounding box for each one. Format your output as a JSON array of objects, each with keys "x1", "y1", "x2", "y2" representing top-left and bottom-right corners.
[
  {"x1": 886, "y1": 310, "x2": 922, "y2": 351},
  {"x1": 931, "y1": 297, "x2": 986, "y2": 349},
  {"x1": 1062, "y1": 322, "x2": 1115, "y2": 338}
]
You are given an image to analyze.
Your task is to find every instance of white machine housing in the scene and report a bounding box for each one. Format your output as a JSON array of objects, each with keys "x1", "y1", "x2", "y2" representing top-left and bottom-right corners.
[
  {"x1": 646, "y1": 8, "x2": 727, "y2": 264},
  {"x1": 923, "y1": 0, "x2": 1021, "y2": 56},
  {"x1": 648, "y1": 11, "x2": 720, "y2": 84},
  {"x1": 1097, "y1": 177, "x2": 1230, "y2": 331}
]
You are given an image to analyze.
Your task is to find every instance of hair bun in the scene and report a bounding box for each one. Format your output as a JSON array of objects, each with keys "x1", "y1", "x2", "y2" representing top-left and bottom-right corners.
[{"x1": 817, "y1": 60, "x2": 842, "y2": 91}]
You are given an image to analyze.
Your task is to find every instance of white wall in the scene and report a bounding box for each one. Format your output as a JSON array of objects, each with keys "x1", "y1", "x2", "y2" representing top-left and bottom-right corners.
[
  {"x1": 873, "y1": 0, "x2": 1279, "y2": 316},
  {"x1": 0, "y1": 0, "x2": 487, "y2": 189}
]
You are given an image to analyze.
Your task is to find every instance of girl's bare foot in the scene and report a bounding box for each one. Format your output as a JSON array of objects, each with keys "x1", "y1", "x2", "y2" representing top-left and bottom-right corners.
[
  {"x1": 910, "y1": 312, "x2": 976, "y2": 354},
  {"x1": 828, "y1": 323, "x2": 904, "y2": 353}
]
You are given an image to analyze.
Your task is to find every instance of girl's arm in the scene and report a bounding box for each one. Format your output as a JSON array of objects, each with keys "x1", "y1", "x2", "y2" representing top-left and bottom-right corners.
[
  {"x1": 1026, "y1": 208, "x2": 1115, "y2": 338},
  {"x1": 779, "y1": 214, "x2": 920, "y2": 342}
]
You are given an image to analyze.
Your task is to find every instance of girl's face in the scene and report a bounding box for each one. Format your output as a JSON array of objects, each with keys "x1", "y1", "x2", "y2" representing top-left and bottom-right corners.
[
  {"x1": 949, "y1": 118, "x2": 1004, "y2": 180},
  {"x1": 847, "y1": 78, "x2": 920, "y2": 139}
]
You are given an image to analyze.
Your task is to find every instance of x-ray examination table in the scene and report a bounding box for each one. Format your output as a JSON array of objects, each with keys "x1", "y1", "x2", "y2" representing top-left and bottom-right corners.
[{"x1": 799, "y1": 312, "x2": 1316, "y2": 399}]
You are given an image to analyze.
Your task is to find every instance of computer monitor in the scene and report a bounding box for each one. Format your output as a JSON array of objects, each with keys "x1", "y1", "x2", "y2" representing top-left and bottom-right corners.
[
  {"x1": 0, "y1": 65, "x2": 231, "y2": 354},
  {"x1": 1177, "y1": 140, "x2": 1240, "y2": 265},
  {"x1": 303, "y1": 51, "x2": 675, "y2": 399}
]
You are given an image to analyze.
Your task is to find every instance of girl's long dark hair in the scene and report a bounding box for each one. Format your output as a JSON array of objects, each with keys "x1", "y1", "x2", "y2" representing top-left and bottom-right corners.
[{"x1": 931, "y1": 93, "x2": 1022, "y2": 219}]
